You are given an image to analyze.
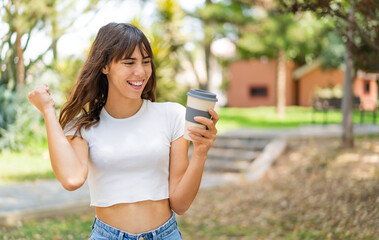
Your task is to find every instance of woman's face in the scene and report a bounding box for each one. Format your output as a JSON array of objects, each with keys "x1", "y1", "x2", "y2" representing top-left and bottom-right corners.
[{"x1": 102, "y1": 46, "x2": 152, "y2": 101}]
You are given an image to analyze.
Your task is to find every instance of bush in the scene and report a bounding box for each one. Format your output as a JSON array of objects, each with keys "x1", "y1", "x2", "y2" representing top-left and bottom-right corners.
[
  {"x1": 0, "y1": 90, "x2": 45, "y2": 151},
  {"x1": 0, "y1": 69, "x2": 63, "y2": 152}
]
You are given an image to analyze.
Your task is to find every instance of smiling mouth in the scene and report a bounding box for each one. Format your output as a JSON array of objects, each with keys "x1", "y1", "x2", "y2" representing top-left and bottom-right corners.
[{"x1": 127, "y1": 80, "x2": 144, "y2": 86}]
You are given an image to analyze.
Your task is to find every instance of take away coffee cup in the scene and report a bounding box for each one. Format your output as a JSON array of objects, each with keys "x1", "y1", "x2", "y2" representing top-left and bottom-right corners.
[{"x1": 184, "y1": 89, "x2": 218, "y2": 141}]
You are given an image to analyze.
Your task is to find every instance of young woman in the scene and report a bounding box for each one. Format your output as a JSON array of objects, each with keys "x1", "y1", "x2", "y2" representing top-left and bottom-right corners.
[{"x1": 27, "y1": 23, "x2": 218, "y2": 240}]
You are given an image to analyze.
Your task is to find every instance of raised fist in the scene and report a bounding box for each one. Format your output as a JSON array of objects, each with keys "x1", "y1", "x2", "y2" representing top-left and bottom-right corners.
[{"x1": 27, "y1": 84, "x2": 55, "y2": 115}]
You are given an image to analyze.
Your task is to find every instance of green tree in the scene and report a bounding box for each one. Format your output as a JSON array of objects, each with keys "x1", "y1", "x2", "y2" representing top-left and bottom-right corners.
[
  {"x1": 277, "y1": 0, "x2": 379, "y2": 148},
  {"x1": 153, "y1": 0, "x2": 187, "y2": 103},
  {"x1": 0, "y1": 0, "x2": 101, "y2": 91},
  {"x1": 237, "y1": 9, "x2": 330, "y2": 116},
  {"x1": 0, "y1": 0, "x2": 102, "y2": 150},
  {"x1": 190, "y1": 0, "x2": 254, "y2": 91},
  {"x1": 192, "y1": 1, "x2": 331, "y2": 116}
]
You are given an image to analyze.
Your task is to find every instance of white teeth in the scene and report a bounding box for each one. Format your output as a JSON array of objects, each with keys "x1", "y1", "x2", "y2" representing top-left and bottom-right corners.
[{"x1": 128, "y1": 81, "x2": 143, "y2": 86}]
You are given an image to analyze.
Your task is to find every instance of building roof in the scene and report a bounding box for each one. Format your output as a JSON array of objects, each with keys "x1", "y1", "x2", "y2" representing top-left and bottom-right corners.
[
  {"x1": 293, "y1": 60, "x2": 322, "y2": 80},
  {"x1": 357, "y1": 70, "x2": 379, "y2": 80},
  {"x1": 294, "y1": 60, "x2": 379, "y2": 81}
]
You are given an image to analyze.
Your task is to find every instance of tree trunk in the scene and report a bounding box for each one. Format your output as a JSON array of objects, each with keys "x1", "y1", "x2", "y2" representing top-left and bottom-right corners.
[
  {"x1": 16, "y1": 32, "x2": 25, "y2": 90},
  {"x1": 276, "y1": 50, "x2": 286, "y2": 117},
  {"x1": 203, "y1": 43, "x2": 211, "y2": 91},
  {"x1": 342, "y1": 47, "x2": 354, "y2": 148},
  {"x1": 201, "y1": 0, "x2": 213, "y2": 91},
  {"x1": 341, "y1": 6, "x2": 355, "y2": 148}
]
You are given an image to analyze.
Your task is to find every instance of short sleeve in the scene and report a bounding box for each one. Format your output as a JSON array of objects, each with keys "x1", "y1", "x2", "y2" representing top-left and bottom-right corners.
[
  {"x1": 64, "y1": 119, "x2": 78, "y2": 136},
  {"x1": 168, "y1": 102, "x2": 186, "y2": 142},
  {"x1": 63, "y1": 116, "x2": 87, "y2": 139}
]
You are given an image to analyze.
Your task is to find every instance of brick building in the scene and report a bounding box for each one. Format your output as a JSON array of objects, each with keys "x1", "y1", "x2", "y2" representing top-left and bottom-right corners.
[{"x1": 227, "y1": 59, "x2": 378, "y2": 109}]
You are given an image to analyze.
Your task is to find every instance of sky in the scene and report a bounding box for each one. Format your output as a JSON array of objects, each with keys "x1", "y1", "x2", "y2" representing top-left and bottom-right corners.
[{"x1": 16, "y1": 0, "x2": 205, "y2": 61}]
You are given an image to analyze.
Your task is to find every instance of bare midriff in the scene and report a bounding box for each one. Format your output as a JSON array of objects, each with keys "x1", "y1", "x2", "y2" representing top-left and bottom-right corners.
[{"x1": 94, "y1": 199, "x2": 172, "y2": 234}]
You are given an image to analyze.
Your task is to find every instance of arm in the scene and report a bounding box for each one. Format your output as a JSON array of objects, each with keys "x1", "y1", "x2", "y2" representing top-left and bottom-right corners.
[
  {"x1": 28, "y1": 84, "x2": 89, "y2": 191},
  {"x1": 169, "y1": 109, "x2": 219, "y2": 215}
]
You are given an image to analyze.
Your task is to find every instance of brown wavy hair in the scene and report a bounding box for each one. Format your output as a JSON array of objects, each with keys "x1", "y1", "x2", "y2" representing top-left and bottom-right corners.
[{"x1": 59, "y1": 23, "x2": 156, "y2": 136}]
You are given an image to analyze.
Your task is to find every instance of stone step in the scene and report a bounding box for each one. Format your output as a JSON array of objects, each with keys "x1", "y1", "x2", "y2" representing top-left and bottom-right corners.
[
  {"x1": 204, "y1": 159, "x2": 250, "y2": 172},
  {"x1": 200, "y1": 172, "x2": 243, "y2": 188},
  {"x1": 187, "y1": 133, "x2": 268, "y2": 173},
  {"x1": 189, "y1": 147, "x2": 260, "y2": 162}
]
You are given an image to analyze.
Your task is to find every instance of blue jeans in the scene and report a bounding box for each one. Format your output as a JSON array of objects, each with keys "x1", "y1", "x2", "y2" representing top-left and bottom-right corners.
[{"x1": 88, "y1": 212, "x2": 183, "y2": 240}]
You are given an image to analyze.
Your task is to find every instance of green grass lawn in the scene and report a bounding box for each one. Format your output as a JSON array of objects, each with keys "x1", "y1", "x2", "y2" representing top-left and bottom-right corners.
[
  {"x1": 1, "y1": 106, "x2": 377, "y2": 185},
  {"x1": 216, "y1": 106, "x2": 377, "y2": 132},
  {"x1": 0, "y1": 144, "x2": 54, "y2": 185}
]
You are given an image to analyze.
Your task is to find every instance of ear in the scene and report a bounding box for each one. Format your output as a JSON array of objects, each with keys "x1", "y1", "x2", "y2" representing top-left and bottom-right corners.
[{"x1": 102, "y1": 65, "x2": 109, "y2": 74}]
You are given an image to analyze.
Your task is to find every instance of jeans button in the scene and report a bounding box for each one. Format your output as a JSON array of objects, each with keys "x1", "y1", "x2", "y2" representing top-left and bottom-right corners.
[{"x1": 138, "y1": 237, "x2": 144, "y2": 240}]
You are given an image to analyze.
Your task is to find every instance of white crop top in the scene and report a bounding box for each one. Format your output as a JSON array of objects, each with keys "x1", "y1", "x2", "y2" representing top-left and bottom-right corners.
[{"x1": 64, "y1": 99, "x2": 186, "y2": 207}]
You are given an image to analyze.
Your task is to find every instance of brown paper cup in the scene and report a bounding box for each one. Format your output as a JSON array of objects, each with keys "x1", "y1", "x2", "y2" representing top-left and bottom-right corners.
[{"x1": 184, "y1": 89, "x2": 218, "y2": 141}]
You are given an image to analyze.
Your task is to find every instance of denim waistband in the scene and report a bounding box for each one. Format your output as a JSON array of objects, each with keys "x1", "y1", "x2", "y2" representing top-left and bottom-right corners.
[{"x1": 91, "y1": 212, "x2": 177, "y2": 240}]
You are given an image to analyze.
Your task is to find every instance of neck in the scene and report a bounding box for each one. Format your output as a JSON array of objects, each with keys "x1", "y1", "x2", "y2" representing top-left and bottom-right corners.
[{"x1": 104, "y1": 97, "x2": 144, "y2": 119}]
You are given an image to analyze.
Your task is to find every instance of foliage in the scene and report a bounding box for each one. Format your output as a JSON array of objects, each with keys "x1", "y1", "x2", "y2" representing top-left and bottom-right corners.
[
  {"x1": 191, "y1": 1, "x2": 336, "y2": 66},
  {"x1": 191, "y1": 1, "x2": 344, "y2": 117},
  {"x1": 0, "y1": 0, "x2": 102, "y2": 151},
  {"x1": 188, "y1": 0, "x2": 254, "y2": 90},
  {"x1": 276, "y1": 0, "x2": 379, "y2": 72},
  {"x1": 0, "y1": 68, "x2": 63, "y2": 152},
  {"x1": 54, "y1": 56, "x2": 85, "y2": 99},
  {"x1": 0, "y1": 0, "x2": 102, "y2": 89},
  {"x1": 0, "y1": 85, "x2": 45, "y2": 151},
  {"x1": 195, "y1": 1, "x2": 254, "y2": 26},
  {"x1": 319, "y1": 30, "x2": 346, "y2": 69},
  {"x1": 314, "y1": 85, "x2": 343, "y2": 99},
  {"x1": 237, "y1": 11, "x2": 331, "y2": 66},
  {"x1": 276, "y1": 0, "x2": 379, "y2": 148}
]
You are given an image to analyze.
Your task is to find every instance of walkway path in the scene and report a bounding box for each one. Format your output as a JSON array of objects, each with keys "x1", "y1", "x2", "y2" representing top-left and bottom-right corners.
[
  {"x1": 223, "y1": 124, "x2": 379, "y2": 139},
  {"x1": 1, "y1": 124, "x2": 379, "y2": 225}
]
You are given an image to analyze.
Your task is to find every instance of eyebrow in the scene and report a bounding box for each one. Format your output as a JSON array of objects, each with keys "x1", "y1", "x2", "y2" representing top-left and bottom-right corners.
[{"x1": 123, "y1": 56, "x2": 151, "y2": 60}]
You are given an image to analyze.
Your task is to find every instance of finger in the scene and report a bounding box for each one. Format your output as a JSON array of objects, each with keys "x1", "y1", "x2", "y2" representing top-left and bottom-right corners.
[
  {"x1": 188, "y1": 127, "x2": 214, "y2": 139},
  {"x1": 194, "y1": 116, "x2": 217, "y2": 133},
  {"x1": 27, "y1": 91, "x2": 33, "y2": 101},
  {"x1": 188, "y1": 132, "x2": 211, "y2": 144},
  {"x1": 209, "y1": 109, "x2": 219, "y2": 124}
]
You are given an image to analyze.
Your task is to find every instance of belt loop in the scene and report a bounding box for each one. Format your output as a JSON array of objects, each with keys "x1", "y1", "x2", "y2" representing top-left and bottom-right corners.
[
  {"x1": 118, "y1": 231, "x2": 124, "y2": 240},
  {"x1": 152, "y1": 231, "x2": 157, "y2": 240},
  {"x1": 91, "y1": 217, "x2": 97, "y2": 230}
]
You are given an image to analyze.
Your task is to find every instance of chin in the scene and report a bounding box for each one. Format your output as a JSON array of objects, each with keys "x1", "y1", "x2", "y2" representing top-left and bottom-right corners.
[{"x1": 124, "y1": 93, "x2": 144, "y2": 100}]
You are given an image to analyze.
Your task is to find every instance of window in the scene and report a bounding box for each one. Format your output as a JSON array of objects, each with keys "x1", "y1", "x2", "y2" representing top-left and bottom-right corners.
[
  {"x1": 364, "y1": 80, "x2": 370, "y2": 94},
  {"x1": 250, "y1": 86, "x2": 268, "y2": 97}
]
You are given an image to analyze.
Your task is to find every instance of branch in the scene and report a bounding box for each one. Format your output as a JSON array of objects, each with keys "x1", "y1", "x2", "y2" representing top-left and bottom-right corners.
[
  {"x1": 182, "y1": 50, "x2": 202, "y2": 88},
  {"x1": 276, "y1": 1, "x2": 379, "y2": 51},
  {"x1": 22, "y1": 24, "x2": 37, "y2": 51},
  {"x1": 54, "y1": 0, "x2": 102, "y2": 38},
  {"x1": 26, "y1": 42, "x2": 54, "y2": 70}
]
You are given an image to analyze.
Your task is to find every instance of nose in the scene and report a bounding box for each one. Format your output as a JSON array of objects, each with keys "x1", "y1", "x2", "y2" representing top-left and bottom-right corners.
[{"x1": 134, "y1": 63, "x2": 146, "y2": 78}]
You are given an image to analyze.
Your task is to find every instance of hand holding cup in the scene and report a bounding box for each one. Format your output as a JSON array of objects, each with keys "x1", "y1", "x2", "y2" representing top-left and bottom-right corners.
[{"x1": 184, "y1": 89, "x2": 219, "y2": 156}]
